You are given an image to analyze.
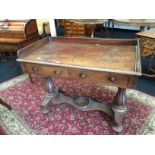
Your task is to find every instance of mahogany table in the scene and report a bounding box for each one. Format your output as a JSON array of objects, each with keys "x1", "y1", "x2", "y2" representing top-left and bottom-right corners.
[{"x1": 17, "y1": 37, "x2": 141, "y2": 132}]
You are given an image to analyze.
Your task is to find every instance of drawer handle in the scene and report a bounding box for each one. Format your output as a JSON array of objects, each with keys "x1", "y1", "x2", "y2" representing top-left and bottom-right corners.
[
  {"x1": 80, "y1": 73, "x2": 86, "y2": 78},
  {"x1": 54, "y1": 70, "x2": 61, "y2": 75},
  {"x1": 32, "y1": 67, "x2": 38, "y2": 72},
  {"x1": 109, "y1": 76, "x2": 116, "y2": 82}
]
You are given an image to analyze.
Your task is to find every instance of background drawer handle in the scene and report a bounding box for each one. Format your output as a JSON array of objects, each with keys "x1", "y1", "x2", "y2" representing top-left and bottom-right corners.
[
  {"x1": 32, "y1": 66, "x2": 38, "y2": 72},
  {"x1": 108, "y1": 76, "x2": 116, "y2": 82},
  {"x1": 54, "y1": 70, "x2": 61, "y2": 75},
  {"x1": 80, "y1": 73, "x2": 86, "y2": 78}
]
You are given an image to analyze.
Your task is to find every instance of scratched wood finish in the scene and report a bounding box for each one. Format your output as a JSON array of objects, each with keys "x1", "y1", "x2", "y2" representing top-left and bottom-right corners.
[
  {"x1": 17, "y1": 37, "x2": 141, "y2": 88},
  {"x1": 22, "y1": 42, "x2": 135, "y2": 72},
  {"x1": 18, "y1": 37, "x2": 139, "y2": 73}
]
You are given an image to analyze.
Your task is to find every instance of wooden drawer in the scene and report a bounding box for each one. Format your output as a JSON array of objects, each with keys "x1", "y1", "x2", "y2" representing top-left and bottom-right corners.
[
  {"x1": 66, "y1": 34, "x2": 85, "y2": 37},
  {"x1": 142, "y1": 37, "x2": 155, "y2": 49},
  {"x1": 70, "y1": 34, "x2": 84, "y2": 37},
  {"x1": 141, "y1": 47, "x2": 154, "y2": 57},
  {"x1": 65, "y1": 30, "x2": 85, "y2": 34},
  {"x1": 71, "y1": 27, "x2": 85, "y2": 31},
  {"x1": 23, "y1": 63, "x2": 69, "y2": 78},
  {"x1": 65, "y1": 26, "x2": 85, "y2": 31},
  {"x1": 70, "y1": 69, "x2": 129, "y2": 88},
  {"x1": 64, "y1": 22, "x2": 72, "y2": 26}
]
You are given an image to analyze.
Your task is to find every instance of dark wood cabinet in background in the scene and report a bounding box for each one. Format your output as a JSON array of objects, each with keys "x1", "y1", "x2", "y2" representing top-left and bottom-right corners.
[{"x1": 0, "y1": 19, "x2": 40, "y2": 57}]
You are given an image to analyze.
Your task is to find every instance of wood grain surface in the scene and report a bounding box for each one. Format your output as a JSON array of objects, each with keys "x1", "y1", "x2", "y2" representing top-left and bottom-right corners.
[{"x1": 20, "y1": 41, "x2": 136, "y2": 72}]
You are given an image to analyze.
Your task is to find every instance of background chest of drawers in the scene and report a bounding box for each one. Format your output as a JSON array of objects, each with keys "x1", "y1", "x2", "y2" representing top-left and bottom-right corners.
[
  {"x1": 137, "y1": 28, "x2": 155, "y2": 57},
  {"x1": 61, "y1": 19, "x2": 98, "y2": 37},
  {"x1": 62, "y1": 19, "x2": 86, "y2": 37}
]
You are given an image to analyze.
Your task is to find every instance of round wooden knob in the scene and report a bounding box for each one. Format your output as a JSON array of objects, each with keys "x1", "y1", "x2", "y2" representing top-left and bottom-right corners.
[
  {"x1": 109, "y1": 76, "x2": 116, "y2": 82},
  {"x1": 32, "y1": 67, "x2": 38, "y2": 72},
  {"x1": 80, "y1": 73, "x2": 86, "y2": 78},
  {"x1": 54, "y1": 70, "x2": 60, "y2": 75}
]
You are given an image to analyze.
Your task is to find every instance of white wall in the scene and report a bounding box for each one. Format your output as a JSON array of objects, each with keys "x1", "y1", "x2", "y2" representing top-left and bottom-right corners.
[{"x1": 49, "y1": 19, "x2": 57, "y2": 36}]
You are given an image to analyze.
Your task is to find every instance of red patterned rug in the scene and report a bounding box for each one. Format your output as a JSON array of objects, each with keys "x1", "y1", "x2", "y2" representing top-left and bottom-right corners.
[
  {"x1": 0, "y1": 74, "x2": 155, "y2": 135},
  {"x1": 0, "y1": 127, "x2": 6, "y2": 135}
]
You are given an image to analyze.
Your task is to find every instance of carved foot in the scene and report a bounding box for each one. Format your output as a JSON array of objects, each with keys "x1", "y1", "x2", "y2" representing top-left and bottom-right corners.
[
  {"x1": 112, "y1": 105, "x2": 127, "y2": 132},
  {"x1": 112, "y1": 88, "x2": 127, "y2": 133},
  {"x1": 40, "y1": 104, "x2": 51, "y2": 114},
  {"x1": 40, "y1": 93, "x2": 55, "y2": 114},
  {"x1": 112, "y1": 124, "x2": 123, "y2": 133}
]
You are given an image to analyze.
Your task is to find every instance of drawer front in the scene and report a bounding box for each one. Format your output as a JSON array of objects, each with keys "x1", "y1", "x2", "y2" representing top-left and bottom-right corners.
[
  {"x1": 21, "y1": 63, "x2": 136, "y2": 88},
  {"x1": 65, "y1": 30, "x2": 85, "y2": 35},
  {"x1": 70, "y1": 69, "x2": 129, "y2": 88},
  {"x1": 65, "y1": 25, "x2": 84, "y2": 29},
  {"x1": 23, "y1": 63, "x2": 69, "y2": 78},
  {"x1": 142, "y1": 37, "x2": 155, "y2": 49},
  {"x1": 65, "y1": 34, "x2": 85, "y2": 37},
  {"x1": 64, "y1": 22, "x2": 72, "y2": 26},
  {"x1": 141, "y1": 47, "x2": 154, "y2": 57},
  {"x1": 71, "y1": 26, "x2": 85, "y2": 31}
]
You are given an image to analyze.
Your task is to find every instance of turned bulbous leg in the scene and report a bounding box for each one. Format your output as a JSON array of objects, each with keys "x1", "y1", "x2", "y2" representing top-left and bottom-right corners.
[
  {"x1": 112, "y1": 88, "x2": 127, "y2": 132},
  {"x1": 40, "y1": 77, "x2": 57, "y2": 114}
]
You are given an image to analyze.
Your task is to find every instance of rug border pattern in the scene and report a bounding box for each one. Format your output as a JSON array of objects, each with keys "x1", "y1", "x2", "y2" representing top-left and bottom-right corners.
[{"x1": 0, "y1": 104, "x2": 35, "y2": 135}]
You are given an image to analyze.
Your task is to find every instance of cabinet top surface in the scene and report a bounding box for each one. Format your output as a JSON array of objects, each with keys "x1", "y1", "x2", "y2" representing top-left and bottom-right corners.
[
  {"x1": 136, "y1": 28, "x2": 155, "y2": 38},
  {"x1": 17, "y1": 37, "x2": 141, "y2": 75}
]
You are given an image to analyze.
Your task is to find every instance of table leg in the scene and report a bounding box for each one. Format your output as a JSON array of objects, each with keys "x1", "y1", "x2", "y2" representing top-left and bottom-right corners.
[
  {"x1": 0, "y1": 98, "x2": 12, "y2": 110},
  {"x1": 90, "y1": 25, "x2": 95, "y2": 38},
  {"x1": 85, "y1": 24, "x2": 96, "y2": 38},
  {"x1": 112, "y1": 88, "x2": 127, "y2": 132},
  {"x1": 29, "y1": 74, "x2": 33, "y2": 83},
  {"x1": 40, "y1": 77, "x2": 58, "y2": 114},
  {"x1": 0, "y1": 52, "x2": 6, "y2": 61},
  {"x1": 104, "y1": 22, "x2": 109, "y2": 38},
  {"x1": 9, "y1": 52, "x2": 17, "y2": 68},
  {"x1": 140, "y1": 26, "x2": 145, "y2": 31}
]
